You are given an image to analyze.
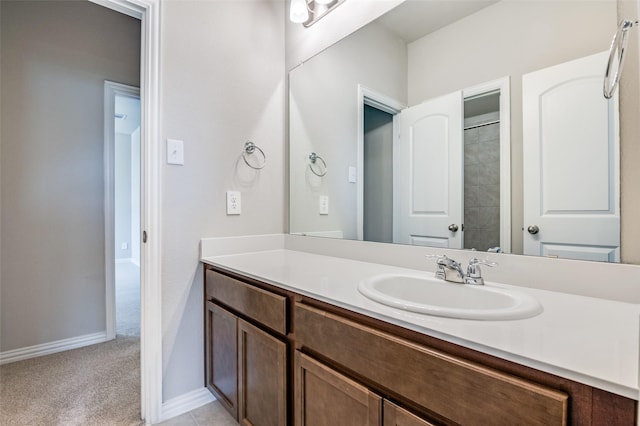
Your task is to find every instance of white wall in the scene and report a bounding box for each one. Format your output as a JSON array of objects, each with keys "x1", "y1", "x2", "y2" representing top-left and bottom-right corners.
[
  {"x1": 115, "y1": 132, "x2": 133, "y2": 260},
  {"x1": 407, "y1": 0, "x2": 616, "y2": 254},
  {"x1": 131, "y1": 127, "x2": 140, "y2": 265},
  {"x1": 159, "y1": 0, "x2": 285, "y2": 401},
  {"x1": 0, "y1": 1, "x2": 140, "y2": 352},
  {"x1": 289, "y1": 22, "x2": 407, "y2": 238}
]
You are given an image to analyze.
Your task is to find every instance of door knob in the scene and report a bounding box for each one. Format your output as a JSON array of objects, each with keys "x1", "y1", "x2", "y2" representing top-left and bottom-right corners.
[
  {"x1": 527, "y1": 225, "x2": 539, "y2": 235},
  {"x1": 448, "y1": 224, "x2": 459, "y2": 232}
]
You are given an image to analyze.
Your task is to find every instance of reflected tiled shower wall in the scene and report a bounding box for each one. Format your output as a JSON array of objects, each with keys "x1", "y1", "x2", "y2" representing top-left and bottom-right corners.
[{"x1": 464, "y1": 115, "x2": 500, "y2": 251}]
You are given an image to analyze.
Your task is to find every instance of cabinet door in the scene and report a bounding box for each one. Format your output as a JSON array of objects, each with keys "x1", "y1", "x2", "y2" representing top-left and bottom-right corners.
[
  {"x1": 383, "y1": 401, "x2": 435, "y2": 426},
  {"x1": 205, "y1": 301, "x2": 238, "y2": 420},
  {"x1": 295, "y1": 351, "x2": 382, "y2": 426},
  {"x1": 238, "y1": 319, "x2": 287, "y2": 426}
]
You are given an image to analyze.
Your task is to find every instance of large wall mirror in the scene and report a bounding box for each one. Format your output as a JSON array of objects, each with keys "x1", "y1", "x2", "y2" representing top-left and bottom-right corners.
[{"x1": 289, "y1": 0, "x2": 634, "y2": 263}]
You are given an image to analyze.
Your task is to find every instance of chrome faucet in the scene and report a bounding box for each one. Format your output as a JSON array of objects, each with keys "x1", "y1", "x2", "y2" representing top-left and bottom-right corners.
[
  {"x1": 427, "y1": 255, "x2": 465, "y2": 283},
  {"x1": 464, "y1": 258, "x2": 497, "y2": 285},
  {"x1": 427, "y1": 255, "x2": 497, "y2": 285}
]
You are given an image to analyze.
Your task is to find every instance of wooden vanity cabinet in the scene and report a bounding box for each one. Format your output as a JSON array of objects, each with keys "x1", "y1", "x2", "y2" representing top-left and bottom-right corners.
[
  {"x1": 205, "y1": 268, "x2": 288, "y2": 425},
  {"x1": 295, "y1": 351, "x2": 382, "y2": 426},
  {"x1": 238, "y1": 319, "x2": 287, "y2": 426},
  {"x1": 204, "y1": 265, "x2": 637, "y2": 426},
  {"x1": 205, "y1": 301, "x2": 239, "y2": 418},
  {"x1": 294, "y1": 303, "x2": 568, "y2": 426},
  {"x1": 383, "y1": 401, "x2": 436, "y2": 426},
  {"x1": 295, "y1": 351, "x2": 435, "y2": 426}
]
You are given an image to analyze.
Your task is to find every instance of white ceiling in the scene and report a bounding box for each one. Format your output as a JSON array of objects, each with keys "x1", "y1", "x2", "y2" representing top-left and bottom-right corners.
[
  {"x1": 376, "y1": 0, "x2": 498, "y2": 43},
  {"x1": 115, "y1": 95, "x2": 140, "y2": 135}
]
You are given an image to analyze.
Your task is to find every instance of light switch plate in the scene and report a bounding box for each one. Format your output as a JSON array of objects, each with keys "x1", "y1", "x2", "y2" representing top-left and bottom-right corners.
[
  {"x1": 319, "y1": 195, "x2": 329, "y2": 215},
  {"x1": 167, "y1": 139, "x2": 184, "y2": 165},
  {"x1": 226, "y1": 191, "x2": 241, "y2": 215},
  {"x1": 348, "y1": 166, "x2": 357, "y2": 183}
]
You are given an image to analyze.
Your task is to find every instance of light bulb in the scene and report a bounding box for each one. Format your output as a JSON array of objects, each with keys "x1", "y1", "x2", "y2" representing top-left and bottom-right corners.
[
  {"x1": 315, "y1": 0, "x2": 333, "y2": 5},
  {"x1": 290, "y1": 0, "x2": 309, "y2": 24}
]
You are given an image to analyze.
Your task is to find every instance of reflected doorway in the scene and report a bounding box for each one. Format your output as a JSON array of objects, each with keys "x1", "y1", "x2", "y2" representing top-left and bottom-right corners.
[
  {"x1": 363, "y1": 105, "x2": 394, "y2": 243},
  {"x1": 463, "y1": 92, "x2": 501, "y2": 251}
]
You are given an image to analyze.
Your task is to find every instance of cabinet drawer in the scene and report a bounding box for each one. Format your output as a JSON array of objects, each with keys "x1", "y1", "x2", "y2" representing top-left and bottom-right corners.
[
  {"x1": 206, "y1": 270, "x2": 287, "y2": 335},
  {"x1": 295, "y1": 303, "x2": 568, "y2": 426}
]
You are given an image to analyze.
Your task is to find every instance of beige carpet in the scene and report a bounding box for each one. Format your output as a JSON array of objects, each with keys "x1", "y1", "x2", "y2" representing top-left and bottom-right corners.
[{"x1": 0, "y1": 336, "x2": 141, "y2": 426}]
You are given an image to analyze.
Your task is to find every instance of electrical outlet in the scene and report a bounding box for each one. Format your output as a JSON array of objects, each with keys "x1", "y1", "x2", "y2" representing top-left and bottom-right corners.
[
  {"x1": 121, "y1": 242, "x2": 128, "y2": 250},
  {"x1": 319, "y1": 195, "x2": 329, "y2": 215},
  {"x1": 226, "y1": 191, "x2": 241, "y2": 215}
]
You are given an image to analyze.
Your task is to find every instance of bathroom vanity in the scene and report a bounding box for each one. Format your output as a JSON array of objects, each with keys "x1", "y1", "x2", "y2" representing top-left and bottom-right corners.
[{"x1": 201, "y1": 242, "x2": 638, "y2": 426}]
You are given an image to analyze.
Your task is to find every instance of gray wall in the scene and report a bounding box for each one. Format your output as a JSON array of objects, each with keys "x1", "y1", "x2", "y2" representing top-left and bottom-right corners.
[{"x1": 0, "y1": 1, "x2": 140, "y2": 351}]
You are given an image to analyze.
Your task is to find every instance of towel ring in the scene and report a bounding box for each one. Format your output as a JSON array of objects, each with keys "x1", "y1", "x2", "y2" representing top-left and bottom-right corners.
[
  {"x1": 604, "y1": 19, "x2": 638, "y2": 99},
  {"x1": 309, "y1": 152, "x2": 327, "y2": 177},
  {"x1": 242, "y1": 141, "x2": 266, "y2": 170}
]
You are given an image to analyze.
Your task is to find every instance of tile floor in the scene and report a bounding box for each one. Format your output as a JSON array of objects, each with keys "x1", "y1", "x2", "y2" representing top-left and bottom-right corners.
[{"x1": 159, "y1": 401, "x2": 238, "y2": 425}]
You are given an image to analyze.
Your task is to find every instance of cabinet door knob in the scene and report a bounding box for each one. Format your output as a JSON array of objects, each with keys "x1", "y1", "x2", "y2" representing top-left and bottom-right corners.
[
  {"x1": 527, "y1": 225, "x2": 539, "y2": 235},
  {"x1": 448, "y1": 224, "x2": 459, "y2": 232}
]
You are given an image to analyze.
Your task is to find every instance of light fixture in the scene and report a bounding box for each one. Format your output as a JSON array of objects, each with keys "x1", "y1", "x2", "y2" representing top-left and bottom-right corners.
[{"x1": 289, "y1": 0, "x2": 345, "y2": 27}]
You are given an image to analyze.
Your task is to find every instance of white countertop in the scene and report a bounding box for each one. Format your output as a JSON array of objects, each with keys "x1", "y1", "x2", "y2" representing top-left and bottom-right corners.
[{"x1": 201, "y1": 248, "x2": 640, "y2": 400}]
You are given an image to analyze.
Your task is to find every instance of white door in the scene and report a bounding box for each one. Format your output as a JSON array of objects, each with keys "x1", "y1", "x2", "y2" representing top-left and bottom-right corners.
[
  {"x1": 522, "y1": 51, "x2": 620, "y2": 262},
  {"x1": 394, "y1": 91, "x2": 463, "y2": 248}
]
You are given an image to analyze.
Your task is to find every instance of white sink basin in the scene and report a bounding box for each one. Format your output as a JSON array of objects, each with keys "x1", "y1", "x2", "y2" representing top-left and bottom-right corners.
[{"x1": 358, "y1": 273, "x2": 542, "y2": 321}]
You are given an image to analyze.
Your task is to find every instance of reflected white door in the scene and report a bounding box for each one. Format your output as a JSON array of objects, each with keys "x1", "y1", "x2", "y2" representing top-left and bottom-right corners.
[
  {"x1": 523, "y1": 51, "x2": 620, "y2": 262},
  {"x1": 394, "y1": 91, "x2": 463, "y2": 248}
]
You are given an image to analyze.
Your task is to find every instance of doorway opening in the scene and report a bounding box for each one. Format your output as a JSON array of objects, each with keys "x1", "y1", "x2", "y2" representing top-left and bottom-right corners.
[
  {"x1": 462, "y1": 91, "x2": 501, "y2": 251},
  {"x1": 357, "y1": 85, "x2": 405, "y2": 241},
  {"x1": 357, "y1": 79, "x2": 510, "y2": 253},
  {"x1": 92, "y1": 0, "x2": 163, "y2": 422},
  {"x1": 462, "y1": 78, "x2": 511, "y2": 253},
  {"x1": 105, "y1": 82, "x2": 141, "y2": 340},
  {"x1": 363, "y1": 105, "x2": 394, "y2": 243}
]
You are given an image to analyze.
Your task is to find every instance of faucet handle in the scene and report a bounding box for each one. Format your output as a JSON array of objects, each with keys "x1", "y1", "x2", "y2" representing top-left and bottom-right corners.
[
  {"x1": 425, "y1": 254, "x2": 447, "y2": 261},
  {"x1": 425, "y1": 254, "x2": 449, "y2": 280},
  {"x1": 465, "y1": 258, "x2": 497, "y2": 285},
  {"x1": 427, "y1": 254, "x2": 462, "y2": 269},
  {"x1": 468, "y1": 257, "x2": 497, "y2": 268}
]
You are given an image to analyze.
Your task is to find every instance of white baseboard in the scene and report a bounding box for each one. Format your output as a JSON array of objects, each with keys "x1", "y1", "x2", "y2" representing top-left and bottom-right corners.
[
  {"x1": 161, "y1": 388, "x2": 216, "y2": 422},
  {"x1": 0, "y1": 331, "x2": 109, "y2": 365}
]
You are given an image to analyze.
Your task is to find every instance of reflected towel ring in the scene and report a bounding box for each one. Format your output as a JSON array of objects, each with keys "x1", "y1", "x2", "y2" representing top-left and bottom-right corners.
[
  {"x1": 242, "y1": 141, "x2": 266, "y2": 170},
  {"x1": 309, "y1": 152, "x2": 327, "y2": 177},
  {"x1": 604, "y1": 19, "x2": 638, "y2": 99}
]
